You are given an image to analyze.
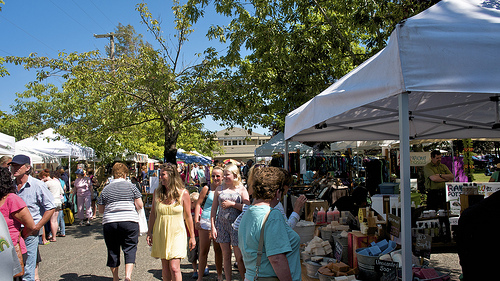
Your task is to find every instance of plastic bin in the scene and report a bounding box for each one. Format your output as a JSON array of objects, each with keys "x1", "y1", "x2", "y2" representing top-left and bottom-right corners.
[{"x1": 379, "y1": 182, "x2": 399, "y2": 194}]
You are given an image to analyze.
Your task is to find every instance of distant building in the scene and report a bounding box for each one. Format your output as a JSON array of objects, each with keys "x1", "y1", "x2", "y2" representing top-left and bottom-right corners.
[{"x1": 213, "y1": 127, "x2": 270, "y2": 163}]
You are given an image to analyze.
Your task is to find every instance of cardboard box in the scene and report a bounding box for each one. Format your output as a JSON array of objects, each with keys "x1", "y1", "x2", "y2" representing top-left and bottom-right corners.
[
  {"x1": 348, "y1": 231, "x2": 378, "y2": 268},
  {"x1": 305, "y1": 200, "x2": 329, "y2": 222}
]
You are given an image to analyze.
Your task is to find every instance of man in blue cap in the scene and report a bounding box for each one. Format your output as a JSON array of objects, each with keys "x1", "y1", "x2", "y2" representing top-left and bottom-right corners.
[{"x1": 9, "y1": 154, "x2": 55, "y2": 281}]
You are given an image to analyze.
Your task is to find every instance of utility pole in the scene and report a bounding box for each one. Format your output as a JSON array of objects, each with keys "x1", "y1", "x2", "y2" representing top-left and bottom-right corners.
[{"x1": 94, "y1": 32, "x2": 115, "y2": 59}]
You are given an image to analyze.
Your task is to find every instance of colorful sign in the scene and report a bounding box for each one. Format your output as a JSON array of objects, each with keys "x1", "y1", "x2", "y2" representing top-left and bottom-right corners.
[{"x1": 445, "y1": 182, "x2": 500, "y2": 215}]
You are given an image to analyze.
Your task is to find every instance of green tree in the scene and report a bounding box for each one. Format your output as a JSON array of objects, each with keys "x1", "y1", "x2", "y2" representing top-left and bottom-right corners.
[
  {"x1": 208, "y1": 0, "x2": 437, "y2": 130},
  {"x1": 0, "y1": 1, "x2": 7, "y2": 77},
  {"x1": 5, "y1": 2, "x2": 230, "y2": 163}
]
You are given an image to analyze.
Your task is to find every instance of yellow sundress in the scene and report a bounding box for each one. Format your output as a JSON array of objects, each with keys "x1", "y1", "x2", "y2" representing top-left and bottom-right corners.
[{"x1": 151, "y1": 199, "x2": 187, "y2": 260}]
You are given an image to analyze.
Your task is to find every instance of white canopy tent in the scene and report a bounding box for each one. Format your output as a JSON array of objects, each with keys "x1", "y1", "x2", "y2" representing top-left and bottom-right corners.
[
  {"x1": 284, "y1": 0, "x2": 500, "y2": 279},
  {"x1": 16, "y1": 128, "x2": 95, "y2": 160},
  {"x1": 0, "y1": 132, "x2": 15, "y2": 156},
  {"x1": 254, "y1": 132, "x2": 313, "y2": 157},
  {"x1": 16, "y1": 128, "x2": 95, "y2": 188},
  {"x1": 330, "y1": 140, "x2": 398, "y2": 152},
  {"x1": 15, "y1": 146, "x2": 59, "y2": 165}
]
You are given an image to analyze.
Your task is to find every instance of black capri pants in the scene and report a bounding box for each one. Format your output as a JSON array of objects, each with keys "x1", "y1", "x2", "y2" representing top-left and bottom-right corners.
[{"x1": 103, "y1": 221, "x2": 140, "y2": 268}]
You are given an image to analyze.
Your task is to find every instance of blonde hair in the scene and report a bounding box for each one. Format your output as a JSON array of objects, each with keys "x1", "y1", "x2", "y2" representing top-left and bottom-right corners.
[
  {"x1": 112, "y1": 162, "x2": 129, "y2": 179},
  {"x1": 223, "y1": 164, "x2": 242, "y2": 187},
  {"x1": 156, "y1": 163, "x2": 185, "y2": 203},
  {"x1": 190, "y1": 192, "x2": 200, "y2": 202}
]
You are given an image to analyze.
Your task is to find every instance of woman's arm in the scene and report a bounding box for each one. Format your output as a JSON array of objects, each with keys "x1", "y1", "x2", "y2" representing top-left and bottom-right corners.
[
  {"x1": 221, "y1": 185, "x2": 250, "y2": 211},
  {"x1": 12, "y1": 207, "x2": 35, "y2": 239},
  {"x1": 98, "y1": 204, "x2": 105, "y2": 214},
  {"x1": 146, "y1": 191, "x2": 157, "y2": 246},
  {"x1": 268, "y1": 253, "x2": 293, "y2": 280},
  {"x1": 134, "y1": 197, "x2": 144, "y2": 210},
  {"x1": 182, "y1": 189, "x2": 196, "y2": 250},
  {"x1": 194, "y1": 185, "x2": 209, "y2": 230},
  {"x1": 210, "y1": 187, "x2": 221, "y2": 239},
  {"x1": 240, "y1": 185, "x2": 251, "y2": 205}
]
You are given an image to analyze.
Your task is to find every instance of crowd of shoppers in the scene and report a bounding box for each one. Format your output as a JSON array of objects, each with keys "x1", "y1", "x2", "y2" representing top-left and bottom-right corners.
[{"x1": 2, "y1": 155, "x2": 306, "y2": 281}]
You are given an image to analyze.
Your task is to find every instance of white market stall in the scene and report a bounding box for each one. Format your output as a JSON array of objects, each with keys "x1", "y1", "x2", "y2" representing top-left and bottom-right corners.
[
  {"x1": 0, "y1": 132, "x2": 15, "y2": 156},
  {"x1": 15, "y1": 146, "x2": 59, "y2": 165},
  {"x1": 284, "y1": 0, "x2": 500, "y2": 279},
  {"x1": 16, "y1": 128, "x2": 95, "y2": 187},
  {"x1": 254, "y1": 132, "x2": 313, "y2": 157}
]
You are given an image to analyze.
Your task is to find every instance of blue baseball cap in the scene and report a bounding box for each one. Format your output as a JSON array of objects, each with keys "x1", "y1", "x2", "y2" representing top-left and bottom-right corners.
[{"x1": 9, "y1": 154, "x2": 31, "y2": 165}]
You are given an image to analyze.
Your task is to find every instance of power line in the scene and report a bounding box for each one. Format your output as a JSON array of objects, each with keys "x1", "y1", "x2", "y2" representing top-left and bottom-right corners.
[
  {"x1": 89, "y1": 0, "x2": 115, "y2": 27},
  {"x1": 48, "y1": 0, "x2": 94, "y2": 35},
  {"x1": 0, "y1": 14, "x2": 57, "y2": 54},
  {"x1": 71, "y1": 0, "x2": 107, "y2": 33}
]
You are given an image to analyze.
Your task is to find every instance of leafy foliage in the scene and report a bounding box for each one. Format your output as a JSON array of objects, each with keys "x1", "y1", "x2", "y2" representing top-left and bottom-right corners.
[
  {"x1": 208, "y1": 0, "x2": 437, "y2": 131},
  {"x1": 4, "y1": 2, "x2": 231, "y2": 163}
]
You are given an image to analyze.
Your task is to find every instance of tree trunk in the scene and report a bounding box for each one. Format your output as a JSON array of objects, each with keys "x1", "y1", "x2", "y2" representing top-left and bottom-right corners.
[{"x1": 163, "y1": 121, "x2": 179, "y2": 164}]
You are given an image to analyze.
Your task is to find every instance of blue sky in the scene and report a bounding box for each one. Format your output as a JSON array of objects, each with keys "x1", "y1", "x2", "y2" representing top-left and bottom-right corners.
[{"x1": 0, "y1": 0, "x2": 269, "y2": 135}]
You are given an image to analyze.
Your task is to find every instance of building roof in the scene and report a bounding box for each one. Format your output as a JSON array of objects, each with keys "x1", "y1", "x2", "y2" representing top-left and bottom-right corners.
[{"x1": 215, "y1": 127, "x2": 269, "y2": 139}]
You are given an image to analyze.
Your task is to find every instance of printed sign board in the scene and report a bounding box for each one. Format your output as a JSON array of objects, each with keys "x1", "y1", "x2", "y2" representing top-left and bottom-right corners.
[
  {"x1": 414, "y1": 233, "x2": 432, "y2": 259},
  {"x1": 445, "y1": 182, "x2": 500, "y2": 215},
  {"x1": 397, "y1": 152, "x2": 430, "y2": 166}
]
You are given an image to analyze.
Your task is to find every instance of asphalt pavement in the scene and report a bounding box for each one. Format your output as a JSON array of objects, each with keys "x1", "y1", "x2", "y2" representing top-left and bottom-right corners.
[{"x1": 37, "y1": 216, "x2": 240, "y2": 281}]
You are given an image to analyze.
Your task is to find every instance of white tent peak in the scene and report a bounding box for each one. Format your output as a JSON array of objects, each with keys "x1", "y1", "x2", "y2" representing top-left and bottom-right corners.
[
  {"x1": 16, "y1": 128, "x2": 95, "y2": 160},
  {"x1": 285, "y1": 0, "x2": 500, "y2": 142},
  {"x1": 0, "y1": 132, "x2": 16, "y2": 156},
  {"x1": 254, "y1": 132, "x2": 313, "y2": 157}
]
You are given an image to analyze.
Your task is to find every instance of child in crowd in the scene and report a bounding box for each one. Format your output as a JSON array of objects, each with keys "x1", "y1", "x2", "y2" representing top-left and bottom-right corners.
[{"x1": 188, "y1": 192, "x2": 209, "y2": 278}]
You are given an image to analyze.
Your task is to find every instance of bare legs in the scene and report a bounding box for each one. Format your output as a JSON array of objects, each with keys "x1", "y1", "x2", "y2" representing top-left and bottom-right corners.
[
  {"x1": 220, "y1": 243, "x2": 233, "y2": 281},
  {"x1": 213, "y1": 241, "x2": 223, "y2": 280},
  {"x1": 50, "y1": 210, "x2": 59, "y2": 241},
  {"x1": 125, "y1": 263, "x2": 134, "y2": 280},
  {"x1": 109, "y1": 263, "x2": 135, "y2": 281},
  {"x1": 161, "y1": 258, "x2": 182, "y2": 281},
  {"x1": 197, "y1": 229, "x2": 223, "y2": 281},
  {"x1": 110, "y1": 267, "x2": 119, "y2": 281},
  {"x1": 233, "y1": 245, "x2": 246, "y2": 280},
  {"x1": 220, "y1": 243, "x2": 245, "y2": 280}
]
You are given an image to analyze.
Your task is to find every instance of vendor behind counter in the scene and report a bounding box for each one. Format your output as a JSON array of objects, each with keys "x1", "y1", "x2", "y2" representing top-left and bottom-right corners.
[{"x1": 330, "y1": 186, "x2": 369, "y2": 217}]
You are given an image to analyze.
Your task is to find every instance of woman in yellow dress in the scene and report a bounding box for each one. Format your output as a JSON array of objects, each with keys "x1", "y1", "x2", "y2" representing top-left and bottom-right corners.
[{"x1": 147, "y1": 163, "x2": 196, "y2": 281}]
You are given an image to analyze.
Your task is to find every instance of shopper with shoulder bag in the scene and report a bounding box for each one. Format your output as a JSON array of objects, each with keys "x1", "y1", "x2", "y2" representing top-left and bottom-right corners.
[{"x1": 238, "y1": 167, "x2": 301, "y2": 281}]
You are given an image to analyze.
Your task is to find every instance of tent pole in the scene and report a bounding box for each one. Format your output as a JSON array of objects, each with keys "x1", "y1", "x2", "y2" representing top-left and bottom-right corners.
[
  {"x1": 68, "y1": 154, "x2": 72, "y2": 191},
  {"x1": 450, "y1": 140, "x2": 455, "y2": 181},
  {"x1": 284, "y1": 140, "x2": 289, "y2": 171},
  {"x1": 399, "y1": 92, "x2": 412, "y2": 281},
  {"x1": 284, "y1": 140, "x2": 289, "y2": 215}
]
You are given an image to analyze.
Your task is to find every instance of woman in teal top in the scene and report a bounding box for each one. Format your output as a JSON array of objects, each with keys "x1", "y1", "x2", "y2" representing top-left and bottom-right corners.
[
  {"x1": 238, "y1": 167, "x2": 301, "y2": 281},
  {"x1": 194, "y1": 166, "x2": 223, "y2": 281}
]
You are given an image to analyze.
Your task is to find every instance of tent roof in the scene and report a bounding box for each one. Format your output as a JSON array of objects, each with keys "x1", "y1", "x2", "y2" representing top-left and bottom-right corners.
[
  {"x1": 330, "y1": 140, "x2": 398, "y2": 152},
  {"x1": 285, "y1": 0, "x2": 500, "y2": 142},
  {"x1": 0, "y1": 132, "x2": 15, "y2": 156},
  {"x1": 254, "y1": 132, "x2": 313, "y2": 157},
  {"x1": 15, "y1": 146, "x2": 59, "y2": 164},
  {"x1": 16, "y1": 128, "x2": 95, "y2": 160},
  {"x1": 176, "y1": 149, "x2": 212, "y2": 165}
]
